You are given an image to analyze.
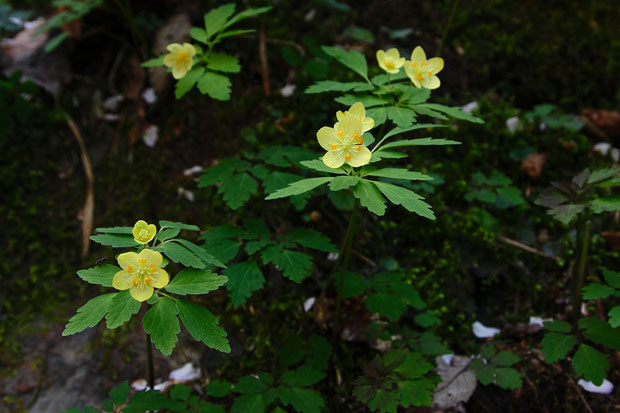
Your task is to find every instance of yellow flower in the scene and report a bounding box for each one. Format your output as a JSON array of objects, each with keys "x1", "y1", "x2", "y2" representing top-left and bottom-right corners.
[
  {"x1": 113, "y1": 249, "x2": 169, "y2": 302},
  {"x1": 404, "y1": 46, "x2": 444, "y2": 89},
  {"x1": 336, "y1": 102, "x2": 375, "y2": 133},
  {"x1": 132, "y1": 220, "x2": 157, "y2": 244},
  {"x1": 317, "y1": 112, "x2": 372, "y2": 169},
  {"x1": 163, "y1": 43, "x2": 196, "y2": 79},
  {"x1": 376, "y1": 48, "x2": 405, "y2": 74}
]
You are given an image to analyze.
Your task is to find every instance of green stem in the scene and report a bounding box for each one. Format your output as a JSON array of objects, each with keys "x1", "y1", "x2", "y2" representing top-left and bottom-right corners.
[
  {"x1": 146, "y1": 331, "x2": 155, "y2": 390},
  {"x1": 573, "y1": 218, "x2": 590, "y2": 325},
  {"x1": 333, "y1": 198, "x2": 360, "y2": 342}
]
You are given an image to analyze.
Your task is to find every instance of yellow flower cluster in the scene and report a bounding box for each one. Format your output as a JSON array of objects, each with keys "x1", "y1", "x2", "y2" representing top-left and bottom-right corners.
[{"x1": 376, "y1": 46, "x2": 444, "y2": 90}]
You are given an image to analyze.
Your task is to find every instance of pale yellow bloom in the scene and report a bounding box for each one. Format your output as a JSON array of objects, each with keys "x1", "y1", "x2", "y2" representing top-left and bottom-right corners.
[
  {"x1": 404, "y1": 46, "x2": 444, "y2": 89},
  {"x1": 113, "y1": 249, "x2": 169, "y2": 302},
  {"x1": 376, "y1": 48, "x2": 405, "y2": 74},
  {"x1": 317, "y1": 112, "x2": 371, "y2": 169},
  {"x1": 163, "y1": 43, "x2": 197, "y2": 79},
  {"x1": 336, "y1": 102, "x2": 374, "y2": 133},
  {"x1": 132, "y1": 220, "x2": 157, "y2": 244}
]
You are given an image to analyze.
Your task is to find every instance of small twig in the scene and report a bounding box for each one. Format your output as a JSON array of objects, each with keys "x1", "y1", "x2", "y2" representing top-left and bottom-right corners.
[
  {"x1": 258, "y1": 27, "x2": 270, "y2": 96},
  {"x1": 565, "y1": 372, "x2": 594, "y2": 413},
  {"x1": 352, "y1": 249, "x2": 377, "y2": 267},
  {"x1": 498, "y1": 235, "x2": 560, "y2": 261}
]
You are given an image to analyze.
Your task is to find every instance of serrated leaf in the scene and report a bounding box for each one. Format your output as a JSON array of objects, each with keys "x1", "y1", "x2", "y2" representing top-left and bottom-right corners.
[
  {"x1": 368, "y1": 389, "x2": 399, "y2": 413},
  {"x1": 189, "y1": 27, "x2": 207, "y2": 43},
  {"x1": 221, "y1": 6, "x2": 271, "y2": 31},
  {"x1": 170, "y1": 384, "x2": 191, "y2": 400},
  {"x1": 414, "y1": 312, "x2": 440, "y2": 327},
  {"x1": 496, "y1": 186, "x2": 525, "y2": 206},
  {"x1": 543, "y1": 320, "x2": 572, "y2": 333},
  {"x1": 265, "y1": 177, "x2": 332, "y2": 200},
  {"x1": 124, "y1": 390, "x2": 185, "y2": 412},
  {"x1": 141, "y1": 56, "x2": 165, "y2": 67},
  {"x1": 202, "y1": 239, "x2": 241, "y2": 264},
  {"x1": 579, "y1": 317, "x2": 620, "y2": 350},
  {"x1": 175, "y1": 66, "x2": 205, "y2": 99},
  {"x1": 397, "y1": 379, "x2": 433, "y2": 407},
  {"x1": 548, "y1": 204, "x2": 586, "y2": 224},
  {"x1": 263, "y1": 171, "x2": 305, "y2": 195},
  {"x1": 280, "y1": 334, "x2": 305, "y2": 367},
  {"x1": 156, "y1": 228, "x2": 180, "y2": 242},
  {"x1": 372, "y1": 181, "x2": 435, "y2": 219},
  {"x1": 572, "y1": 344, "x2": 609, "y2": 386},
  {"x1": 198, "y1": 71, "x2": 231, "y2": 100},
  {"x1": 381, "y1": 123, "x2": 446, "y2": 141},
  {"x1": 224, "y1": 262, "x2": 265, "y2": 306},
  {"x1": 394, "y1": 351, "x2": 434, "y2": 379},
  {"x1": 366, "y1": 292, "x2": 406, "y2": 320},
  {"x1": 77, "y1": 264, "x2": 119, "y2": 287},
  {"x1": 416, "y1": 103, "x2": 483, "y2": 123},
  {"x1": 159, "y1": 220, "x2": 200, "y2": 231},
  {"x1": 63, "y1": 294, "x2": 115, "y2": 336},
  {"x1": 204, "y1": 3, "x2": 236, "y2": 39},
  {"x1": 231, "y1": 394, "x2": 265, "y2": 413},
  {"x1": 591, "y1": 195, "x2": 620, "y2": 213},
  {"x1": 370, "y1": 150, "x2": 408, "y2": 162},
  {"x1": 94, "y1": 226, "x2": 133, "y2": 234},
  {"x1": 386, "y1": 106, "x2": 416, "y2": 127},
  {"x1": 474, "y1": 363, "x2": 496, "y2": 385},
  {"x1": 305, "y1": 80, "x2": 371, "y2": 94},
  {"x1": 280, "y1": 365, "x2": 324, "y2": 387},
  {"x1": 353, "y1": 179, "x2": 387, "y2": 215},
  {"x1": 588, "y1": 167, "x2": 620, "y2": 184},
  {"x1": 155, "y1": 242, "x2": 205, "y2": 269},
  {"x1": 465, "y1": 188, "x2": 497, "y2": 203},
  {"x1": 198, "y1": 159, "x2": 249, "y2": 187},
  {"x1": 261, "y1": 245, "x2": 313, "y2": 282},
  {"x1": 321, "y1": 46, "x2": 368, "y2": 79},
  {"x1": 109, "y1": 381, "x2": 129, "y2": 407},
  {"x1": 207, "y1": 53, "x2": 241, "y2": 73},
  {"x1": 603, "y1": 269, "x2": 620, "y2": 288},
  {"x1": 364, "y1": 168, "x2": 432, "y2": 181},
  {"x1": 143, "y1": 297, "x2": 180, "y2": 355},
  {"x1": 199, "y1": 225, "x2": 245, "y2": 240},
  {"x1": 106, "y1": 290, "x2": 141, "y2": 329},
  {"x1": 335, "y1": 94, "x2": 387, "y2": 107},
  {"x1": 480, "y1": 344, "x2": 496, "y2": 360},
  {"x1": 90, "y1": 233, "x2": 139, "y2": 248},
  {"x1": 177, "y1": 299, "x2": 230, "y2": 353},
  {"x1": 172, "y1": 239, "x2": 226, "y2": 268},
  {"x1": 299, "y1": 159, "x2": 347, "y2": 175},
  {"x1": 165, "y1": 268, "x2": 227, "y2": 295},
  {"x1": 329, "y1": 175, "x2": 360, "y2": 191},
  {"x1": 207, "y1": 379, "x2": 232, "y2": 397},
  {"x1": 608, "y1": 306, "x2": 620, "y2": 328},
  {"x1": 492, "y1": 351, "x2": 520, "y2": 367},
  {"x1": 582, "y1": 283, "x2": 615, "y2": 299},
  {"x1": 287, "y1": 388, "x2": 325, "y2": 413},
  {"x1": 234, "y1": 375, "x2": 269, "y2": 394},
  {"x1": 494, "y1": 367, "x2": 523, "y2": 390},
  {"x1": 218, "y1": 172, "x2": 258, "y2": 209}
]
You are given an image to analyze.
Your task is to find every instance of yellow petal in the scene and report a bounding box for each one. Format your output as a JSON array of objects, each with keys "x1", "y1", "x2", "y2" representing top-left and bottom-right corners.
[
  {"x1": 150, "y1": 268, "x2": 169, "y2": 288},
  {"x1": 182, "y1": 43, "x2": 196, "y2": 57},
  {"x1": 362, "y1": 117, "x2": 375, "y2": 133},
  {"x1": 130, "y1": 285, "x2": 154, "y2": 302},
  {"x1": 132, "y1": 220, "x2": 147, "y2": 238},
  {"x1": 323, "y1": 150, "x2": 345, "y2": 169},
  {"x1": 348, "y1": 102, "x2": 366, "y2": 119},
  {"x1": 411, "y1": 46, "x2": 426, "y2": 63},
  {"x1": 376, "y1": 50, "x2": 387, "y2": 71},
  {"x1": 166, "y1": 43, "x2": 183, "y2": 54},
  {"x1": 317, "y1": 126, "x2": 339, "y2": 150},
  {"x1": 427, "y1": 57, "x2": 444, "y2": 74},
  {"x1": 395, "y1": 57, "x2": 406, "y2": 68},
  {"x1": 336, "y1": 110, "x2": 345, "y2": 122},
  {"x1": 404, "y1": 62, "x2": 421, "y2": 87},
  {"x1": 346, "y1": 146, "x2": 371, "y2": 167},
  {"x1": 139, "y1": 249, "x2": 163, "y2": 268},
  {"x1": 172, "y1": 65, "x2": 188, "y2": 79},
  {"x1": 421, "y1": 75, "x2": 440, "y2": 89},
  {"x1": 117, "y1": 252, "x2": 139, "y2": 270},
  {"x1": 163, "y1": 53, "x2": 176, "y2": 68},
  {"x1": 146, "y1": 224, "x2": 157, "y2": 240},
  {"x1": 339, "y1": 113, "x2": 363, "y2": 138},
  {"x1": 113, "y1": 270, "x2": 134, "y2": 290},
  {"x1": 386, "y1": 48, "x2": 400, "y2": 60}
]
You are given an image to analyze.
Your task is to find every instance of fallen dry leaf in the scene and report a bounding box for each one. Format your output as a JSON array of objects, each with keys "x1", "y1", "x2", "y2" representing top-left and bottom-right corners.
[
  {"x1": 583, "y1": 108, "x2": 620, "y2": 137},
  {"x1": 433, "y1": 355, "x2": 477, "y2": 409},
  {"x1": 520, "y1": 153, "x2": 547, "y2": 178}
]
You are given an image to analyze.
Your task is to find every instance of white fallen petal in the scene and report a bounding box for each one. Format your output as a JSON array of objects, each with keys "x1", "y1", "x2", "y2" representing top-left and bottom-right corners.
[
  {"x1": 131, "y1": 378, "x2": 148, "y2": 391},
  {"x1": 506, "y1": 116, "x2": 519, "y2": 133},
  {"x1": 441, "y1": 353, "x2": 454, "y2": 365},
  {"x1": 472, "y1": 321, "x2": 500, "y2": 338},
  {"x1": 461, "y1": 101, "x2": 479, "y2": 114},
  {"x1": 142, "y1": 87, "x2": 157, "y2": 104},
  {"x1": 280, "y1": 84, "x2": 296, "y2": 97},
  {"x1": 612, "y1": 148, "x2": 620, "y2": 162},
  {"x1": 178, "y1": 187, "x2": 195, "y2": 202},
  {"x1": 578, "y1": 379, "x2": 614, "y2": 394},
  {"x1": 143, "y1": 125, "x2": 158, "y2": 147},
  {"x1": 154, "y1": 381, "x2": 172, "y2": 392},
  {"x1": 303, "y1": 297, "x2": 316, "y2": 312},
  {"x1": 528, "y1": 316, "x2": 552, "y2": 327},
  {"x1": 183, "y1": 165, "x2": 203, "y2": 176},
  {"x1": 593, "y1": 142, "x2": 611, "y2": 155},
  {"x1": 327, "y1": 252, "x2": 339, "y2": 261},
  {"x1": 169, "y1": 362, "x2": 201, "y2": 382},
  {"x1": 102, "y1": 113, "x2": 119, "y2": 121},
  {"x1": 103, "y1": 95, "x2": 123, "y2": 111}
]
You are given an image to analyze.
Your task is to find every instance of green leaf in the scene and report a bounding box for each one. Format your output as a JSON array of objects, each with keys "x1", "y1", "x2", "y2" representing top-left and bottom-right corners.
[
  {"x1": 608, "y1": 306, "x2": 620, "y2": 328},
  {"x1": 321, "y1": 46, "x2": 368, "y2": 79},
  {"x1": 307, "y1": 334, "x2": 332, "y2": 371},
  {"x1": 198, "y1": 71, "x2": 231, "y2": 100},
  {"x1": 199, "y1": 225, "x2": 245, "y2": 240},
  {"x1": 604, "y1": 269, "x2": 620, "y2": 288},
  {"x1": 572, "y1": 344, "x2": 609, "y2": 386},
  {"x1": 165, "y1": 268, "x2": 227, "y2": 295},
  {"x1": 156, "y1": 228, "x2": 180, "y2": 242},
  {"x1": 175, "y1": 66, "x2": 205, "y2": 99},
  {"x1": 218, "y1": 172, "x2": 258, "y2": 209},
  {"x1": 591, "y1": 195, "x2": 620, "y2": 213},
  {"x1": 124, "y1": 390, "x2": 185, "y2": 412},
  {"x1": 265, "y1": 177, "x2": 332, "y2": 200},
  {"x1": 398, "y1": 379, "x2": 433, "y2": 407},
  {"x1": 579, "y1": 317, "x2": 620, "y2": 350},
  {"x1": 496, "y1": 186, "x2": 525, "y2": 205},
  {"x1": 109, "y1": 381, "x2": 129, "y2": 407},
  {"x1": 366, "y1": 293, "x2": 406, "y2": 320},
  {"x1": 353, "y1": 179, "x2": 387, "y2": 215},
  {"x1": 201, "y1": 239, "x2": 241, "y2": 264},
  {"x1": 372, "y1": 181, "x2": 435, "y2": 219},
  {"x1": 207, "y1": 379, "x2": 232, "y2": 397},
  {"x1": 231, "y1": 394, "x2": 265, "y2": 413},
  {"x1": 90, "y1": 233, "x2": 138, "y2": 248},
  {"x1": 492, "y1": 351, "x2": 520, "y2": 367},
  {"x1": 364, "y1": 168, "x2": 432, "y2": 181},
  {"x1": 335, "y1": 94, "x2": 387, "y2": 107},
  {"x1": 198, "y1": 159, "x2": 249, "y2": 187},
  {"x1": 328, "y1": 175, "x2": 360, "y2": 191},
  {"x1": 473, "y1": 362, "x2": 496, "y2": 385},
  {"x1": 224, "y1": 262, "x2": 265, "y2": 306},
  {"x1": 281, "y1": 228, "x2": 338, "y2": 252},
  {"x1": 94, "y1": 226, "x2": 133, "y2": 234},
  {"x1": 368, "y1": 389, "x2": 399, "y2": 413},
  {"x1": 494, "y1": 367, "x2": 523, "y2": 390},
  {"x1": 480, "y1": 344, "x2": 496, "y2": 360},
  {"x1": 394, "y1": 351, "x2": 434, "y2": 379},
  {"x1": 414, "y1": 312, "x2": 441, "y2": 327},
  {"x1": 77, "y1": 264, "x2": 119, "y2": 287},
  {"x1": 380, "y1": 137, "x2": 460, "y2": 150},
  {"x1": 465, "y1": 188, "x2": 497, "y2": 203},
  {"x1": 263, "y1": 171, "x2": 305, "y2": 195},
  {"x1": 176, "y1": 299, "x2": 230, "y2": 353},
  {"x1": 143, "y1": 297, "x2": 180, "y2": 355},
  {"x1": 155, "y1": 242, "x2": 205, "y2": 269},
  {"x1": 261, "y1": 245, "x2": 313, "y2": 282},
  {"x1": 280, "y1": 334, "x2": 305, "y2": 367},
  {"x1": 106, "y1": 290, "x2": 141, "y2": 329},
  {"x1": 288, "y1": 388, "x2": 325, "y2": 413},
  {"x1": 370, "y1": 150, "x2": 408, "y2": 162},
  {"x1": 207, "y1": 53, "x2": 241, "y2": 73},
  {"x1": 159, "y1": 220, "x2": 200, "y2": 231},
  {"x1": 63, "y1": 294, "x2": 115, "y2": 336},
  {"x1": 221, "y1": 6, "x2": 271, "y2": 31},
  {"x1": 215, "y1": 28, "x2": 256, "y2": 41},
  {"x1": 170, "y1": 384, "x2": 191, "y2": 400},
  {"x1": 333, "y1": 271, "x2": 369, "y2": 299},
  {"x1": 582, "y1": 283, "x2": 615, "y2": 299},
  {"x1": 381, "y1": 123, "x2": 446, "y2": 140},
  {"x1": 141, "y1": 56, "x2": 165, "y2": 67},
  {"x1": 416, "y1": 103, "x2": 484, "y2": 123},
  {"x1": 543, "y1": 320, "x2": 572, "y2": 333},
  {"x1": 204, "y1": 3, "x2": 236, "y2": 39},
  {"x1": 305, "y1": 80, "x2": 372, "y2": 94},
  {"x1": 280, "y1": 365, "x2": 324, "y2": 387},
  {"x1": 299, "y1": 159, "x2": 347, "y2": 175},
  {"x1": 172, "y1": 239, "x2": 226, "y2": 268},
  {"x1": 587, "y1": 167, "x2": 620, "y2": 184},
  {"x1": 44, "y1": 31, "x2": 69, "y2": 52},
  {"x1": 548, "y1": 204, "x2": 586, "y2": 224},
  {"x1": 367, "y1": 107, "x2": 387, "y2": 126},
  {"x1": 386, "y1": 106, "x2": 416, "y2": 127},
  {"x1": 189, "y1": 27, "x2": 207, "y2": 43}
]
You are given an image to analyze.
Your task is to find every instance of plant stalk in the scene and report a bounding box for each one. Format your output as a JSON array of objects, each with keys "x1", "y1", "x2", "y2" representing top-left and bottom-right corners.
[
  {"x1": 572, "y1": 218, "x2": 590, "y2": 325},
  {"x1": 333, "y1": 198, "x2": 360, "y2": 342},
  {"x1": 146, "y1": 331, "x2": 154, "y2": 390}
]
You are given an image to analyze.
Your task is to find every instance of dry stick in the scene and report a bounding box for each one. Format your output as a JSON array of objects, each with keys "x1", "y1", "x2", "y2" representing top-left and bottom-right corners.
[
  {"x1": 258, "y1": 27, "x2": 270, "y2": 96},
  {"x1": 565, "y1": 372, "x2": 595, "y2": 413},
  {"x1": 498, "y1": 235, "x2": 561, "y2": 261},
  {"x1": 65, "y1": 113, "x2": 94, "y2": 259}
]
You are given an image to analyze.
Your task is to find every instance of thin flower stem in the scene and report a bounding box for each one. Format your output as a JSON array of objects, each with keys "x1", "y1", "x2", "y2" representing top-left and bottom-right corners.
[
  {"x1": 333, "y1": 198, "x2": 360, "y2": 343},
  {"x1": 573, "y1": 217, "x2": 590, "y2": 326},
  {"x1": 146, "y1": 331, "x2": 155, "y2": 390}
]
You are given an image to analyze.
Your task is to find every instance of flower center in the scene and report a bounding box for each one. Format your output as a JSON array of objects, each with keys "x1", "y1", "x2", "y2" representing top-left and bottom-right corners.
[
  {"x1": 384, "y1": 60, "x2": 395, "y2": 69},
  {"x1": 131, "y1": 261, "x2": 155, "y2": 287},
  {"x1": 138, "y1": 229, "x2": 150, "y2": 241},
  {"x1": 176, "y1": 51, "x2": 188, "y2": 65}
]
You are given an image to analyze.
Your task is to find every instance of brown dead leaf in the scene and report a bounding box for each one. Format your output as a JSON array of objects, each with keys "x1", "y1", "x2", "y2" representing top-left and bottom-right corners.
[
  {"x1": 520, "y1": 153, "x2": 547, "y2": 178},
  {"x1": 601, "y1": 232, "x2": 620, "y2": 251},
  {"x1": 583, "y1": 109, "x2": 620, "y2": 137}
]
